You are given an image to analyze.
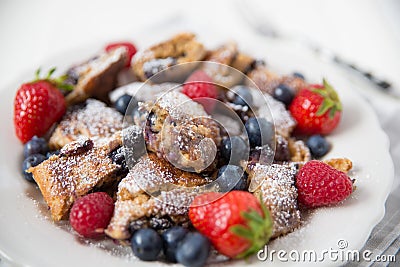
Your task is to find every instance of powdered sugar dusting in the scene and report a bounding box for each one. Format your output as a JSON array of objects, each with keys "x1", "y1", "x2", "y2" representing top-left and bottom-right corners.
[
  {"x1": 256, "y1": 93, "x2": 296, "y2": 138},
  {"x1": 30, "y1": 137, "x2": 123, "y2": 220},
  {"x1": 250, "y1": 164, "x2": 301, "y2": 237},
  {"x1": 51, "y1": 99, "x2": 123, "y2": 148},
  {"x1": 155, "y1": 91, "x2": 208, "y2": 120},
  {"x1": 109, "y1": 82, "x2": 181, "y2": 103}
]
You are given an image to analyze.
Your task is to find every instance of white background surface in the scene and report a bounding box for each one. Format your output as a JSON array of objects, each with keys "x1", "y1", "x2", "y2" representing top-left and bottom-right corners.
[
  {"x1": 0, "y1": 0, "x2": 399, "y2": 266},
  {"x1": 0, "y1": 0, "x2": 399, "y2": 92},
  {"x1": 2, "y1": 0, "x2": 399, "y2": 198}
]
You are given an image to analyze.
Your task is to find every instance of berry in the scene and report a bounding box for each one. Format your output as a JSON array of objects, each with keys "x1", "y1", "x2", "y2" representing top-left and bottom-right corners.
[
  {"x1": 148, "y1": 217, "x2": 173, "y2": 231},
  {"x1": 109, "y1": 146, "x2": 126, "y2": 166},
  {"x1": 105, "y1": 42, "x2": 137, "y2": 68},
  {"x1": 306, "y1": 135, "x2": 330, "y2": 158},
  {"x1": 221, "y1": 136, "x2": 249, "y2": 165},
  {"x1": 296, "y1": 160, "x2": 353, "y2": 208},
  {"x1": 293, "y1": 72, "x2": 305, "y2": 80},
  {"x1": 69, "y1": 192, "x2": 114, "y2": 238},
  {"x1": 23, "y1": 136, "x2": 49, "y2": 158},
  {"x1": 244, "y1": 117, "x2": 274, "y2": 147},
  {"x1": 182, "y1": 70, "x2": 217, "y2": 113},
  {"x1": 232, "y1": 86, "x2": 253, "y2": 107},
  {"x1": 176, "y1": 232, "x2": 211, "y2": 267},
  {"x1": 289, "y1": 79, "x2": 342, "y2": 135},
  {"x1": 131, "y1": 228, "x2": 162, "y2": 261},
  {"x1": 162, "y1": 226, "x2": 189, "y2": 263},
  {"x1": 273, "y1": 84, "x2": 295, "y2": 106},
  {"x1": 14, "y1": 69, "x2": 67, "y2": 143},
  {"x1": 128, "y1": 219, "x2": 148, "y2": 234},
  {"x1": 216, "y1": 165, "x2": 248, "y2": 192},
  {"x1": 114, "y1": 94, "x2": 137, "y2": 115},
  {"x1": 189, "y1": 191, "x2": 273, "y2": 258},
  {"x1": 22, "y1": 154, "x2": 46, "y2": 183}
]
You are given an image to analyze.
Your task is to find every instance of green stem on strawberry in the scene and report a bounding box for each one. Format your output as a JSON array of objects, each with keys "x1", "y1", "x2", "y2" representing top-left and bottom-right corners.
[
  {"x1": 34, "y1": 67, "x2": 74, "y2": 91},
  {"x1": 230, "y1": 198, "x2": 273, "y2": 259},
  {"x1": 312, "y1": 79, "x2": 342, "y2": 119}
]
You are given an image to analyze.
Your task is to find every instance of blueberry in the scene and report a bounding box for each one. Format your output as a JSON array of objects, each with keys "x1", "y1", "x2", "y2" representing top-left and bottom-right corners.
[
  {"x1": 109, "y1": 146, "x2": 125, "y2": 166},
  {"x1": 23, "y1": 136, "x2": 48, "y2": 158},
  {"x1": 46, "y1": 150, "x2": 60, "y2": 158},
  {"x1": 128, "y1": 218, "x2": 149, "y2": 234},
  {"x1": 217, "y1": 165, "x2": 248, "y2": 192},
  {"x1": 114, "y1": 94, "x2": 137, "y2": 115},
  {"x1": 306, "y1": 135, "x2": 330, "y2": 158},
  {"x1": 293, "y1": 72, "x2": 305, "y2": 80},
  {"x1": 131, "y1": 228, "x2": 162, "y2": 261},
  {"x1": 232, "y1": 86, "x2": 253, "y2": 107},
  {"x1": 149, "y1": 216, "x2": 173, "y2": 231},
  {"x1": 146, "y1": 112, "x2": 159, "y2": 133},
  {"x1": 221, "y1": 136, "x2": 249, "y2": 165},
  {"x1": 245, "y1": 117, "x2": 274, "y2": 147},
  {"x1": 162, "y1": 226, "x2": 189, "y2": 263},
  {"x1": 22, "y1": 154, "x2": 46, "y2": 183},
  {"x1": 176, "y1": 232, "x2": 210, "y2": 267},
  {"x1": 273, "y1": 84, "x2": 295, "y2": 106}
]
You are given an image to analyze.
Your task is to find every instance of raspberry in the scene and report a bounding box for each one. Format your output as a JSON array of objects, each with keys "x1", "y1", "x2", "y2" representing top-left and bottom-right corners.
[
  {"x1": 105, "y1": 42, "x2": 137, "y2": 68},
  {"x1": 182, "y1": 70, "x2": 217, "y2": 113},
  {"x1": 69, "y1": 192, "x2": 114, "y2": 238},
  {"x1": 296, "y1": 160, "x2": 353, "y2": 208}
]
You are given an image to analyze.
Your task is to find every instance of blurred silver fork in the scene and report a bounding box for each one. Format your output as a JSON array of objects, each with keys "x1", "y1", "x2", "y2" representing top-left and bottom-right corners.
[{"x1": 235, "y1": 0, "x2": 400, "y2": 99}]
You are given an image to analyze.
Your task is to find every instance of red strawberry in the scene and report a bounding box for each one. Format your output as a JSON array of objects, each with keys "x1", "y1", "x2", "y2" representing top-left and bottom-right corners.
[
  {"x1": 189, "y1": 191, "x2": 272, "y2": 259},
  {"x1": 182, "y1": 70, "x2": 218, "y2": 113},
  {"x1": 296, "y1": 160, "x2": 354, "y2": 208},
  {"x1": 69, "y1": 192, "x2": 114, "y2": 238},
  {"x1": 105, "y1": 41, "x2": 137, "y2": 68},
  {"x1": 289, "y1": 79, "x2": 342, "y2": 135},
  {"x1": 14, "y1": 69, "x2": 67, "y2": 143}
]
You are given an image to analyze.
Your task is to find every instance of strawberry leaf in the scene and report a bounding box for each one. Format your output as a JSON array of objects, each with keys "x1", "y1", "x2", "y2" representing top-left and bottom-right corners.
[
  {"x1": 54, "y1": 74, "x2": 74, "y2": 91},
  {"x1": 242, "y1": 210, "x2": 265, "y2": 224},
  {"x1": 316, "y1": 98, "x2": 335, "y2": 116},
  {"x1": 32, "y1": 67, "x2": 75, "y2": 92},
  {"x1": 229, "y1": 196, "x2": 273, "y2": 259},
  {"x1": 47, "y1": 67, "x2": 57, "y2": 79},
  {"x1": 230, "y1": 225, "x2": 254, "y2": 240},
  {"x1": 35, "y1": 68, "x2": 41, "y2": 80},
  {"x1": 313, "y1": 79, "x2": 342, "y2": 118}
]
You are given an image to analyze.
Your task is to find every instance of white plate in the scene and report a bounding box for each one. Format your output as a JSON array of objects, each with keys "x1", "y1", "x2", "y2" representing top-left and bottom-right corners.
[{"x1": 0, "y1": 26, "x2": 394, "y2": 267}]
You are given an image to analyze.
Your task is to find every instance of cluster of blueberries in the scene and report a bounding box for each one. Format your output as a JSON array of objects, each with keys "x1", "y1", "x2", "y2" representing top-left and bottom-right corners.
[
  {"x1": 21, "y1": 136, "x2": 59, "y2": 183},
  {"x1": 215, "y1": 73, "x2": 330, "y2": 193},
  {"x1": 130, "y1": 226, "x2": 210, "y2": 267}
]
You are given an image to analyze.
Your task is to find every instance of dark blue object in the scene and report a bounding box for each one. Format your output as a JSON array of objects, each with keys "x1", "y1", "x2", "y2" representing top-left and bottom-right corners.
[
  {"x1": 23, "y1": 136, "x2": 48, "y2": 158},
  {"x1": 176, "y1": 232, "x2": 211, "y2": 267},
  {"x1": 22, "y1": 154, "x2": 46, "y2": 183},
  {"x1": 217, "y1": 165, "x2": 248, "y2": 192},
  {"x1": 293, "y1": 72, "x2": 305, "y2": 80},
  {"x1": 306, "y1": 135, "x2": 330, "y2": 158},
  {"x1": 131, "y1": 228, "x2": 162, "y2": 261},
  {"x1": 245, "y1": 117, "x2": 274, "y2": 147},
  {"x1": 232, "y1": 86, "x2": 253, "y2": 107},
  {"x1": 115, "y1": 94, "x2": 137, "y2": 115},
  {"x1": 221, "y1": 136, "x2": 249, "y2": 165},
  {"x1": 162, "y1": 226, "x2": 189, "y2": 263},
  {"x1": 273, "y1": 84, "x2": 295, "y2": 106}
]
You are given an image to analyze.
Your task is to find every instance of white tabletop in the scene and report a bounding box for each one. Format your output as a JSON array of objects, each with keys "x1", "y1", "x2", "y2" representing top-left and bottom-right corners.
[{"x1": 1, "y1": 0, "x2": 399, "y2": 90}]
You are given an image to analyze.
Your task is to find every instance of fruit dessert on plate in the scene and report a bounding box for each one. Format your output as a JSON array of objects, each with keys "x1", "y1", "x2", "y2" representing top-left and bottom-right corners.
[{"x1": 14, "y1": 33, "x2": 355, "y2": 267}]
